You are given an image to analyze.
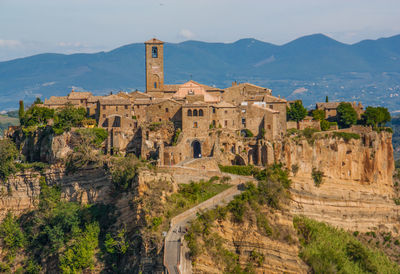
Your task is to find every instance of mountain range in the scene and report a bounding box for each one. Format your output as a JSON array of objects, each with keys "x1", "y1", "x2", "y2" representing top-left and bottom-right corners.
[{"x1": 0, "y1": 33, "x2": 400, "y2": 111}]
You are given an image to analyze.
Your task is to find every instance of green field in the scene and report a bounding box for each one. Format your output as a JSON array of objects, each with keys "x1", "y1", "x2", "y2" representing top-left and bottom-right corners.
[{"x1": 0, "y1": 115, "x2": 19, "y2": 134}]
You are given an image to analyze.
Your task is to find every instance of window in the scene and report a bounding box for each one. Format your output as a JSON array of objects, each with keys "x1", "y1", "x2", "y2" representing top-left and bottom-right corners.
[
  {"x1": 224, "y1": 120, "x2": 228, "y2": 127},
  {"x1": 188, "y1": 90, "x2": 194, "y2": 95},
  {"x1": 154, "y1": 82, "x2": 157, "y2": 89},
  {"x1": 116, "y1": 106, "x2": 118, "y2": 111},
  {"x1": 241, "y1": 118, "x2": 246, "y2": 124},
  {"x1": 270, "y1": 105, "x2": 273, "y2": 109},
  {"x1": 212, "y1": 120, "x2": 216, "y2": 127},
  {"x1": 80, "y1": 100, "x2": 84, "y2": 103},
  {"x1": 267, "y1": 125, "x2": 271, "y2": 129},
  {"x1": 199, "y1": 109, "x2": 203, "y2": 116},
  {"x1": 125, "y1": 105, "x2": 128, "y2": 109},
  {"x1": 126, "y1": 114, "x2": 128, "y2": 117},
  {"x1": 193, "y1": 109, "x2": 198, "y2": 116},
  {"x1": 166, "y1": 108, "x2": 169, "y2": 113},
  {"x1": 225, "y1": 110, "x2": 228, "y2": 114},
  {"x1": 103, "y1": 114, "x2": 106, "y2": 118},
  {"x1": 103, "y1": 105, "x2": 106, "y2": 110},
  {"x1": 194, "y1": 122, "x2": 198, "y2": 128},
  {"x1": 187, "y1": 109, "x2": 192, "y2": 116},
  {"x1": 152, "y1": 46, "x2": 158, "y2": 58},
  {"x1": 212, "y1": 108, "x2": 216, "y2": 113},
  {"x1": 159, "y1": 105, "x2": 161, "y2": 109}
]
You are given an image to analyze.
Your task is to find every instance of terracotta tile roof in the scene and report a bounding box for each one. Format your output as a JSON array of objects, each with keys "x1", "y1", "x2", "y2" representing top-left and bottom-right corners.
[
  {"x1": 87, "y1": 96, "x2": 103, "y2": 103},
  {"x1": 99, "y1": 94, "x2": 130, "y2": 105},
  {"x1": 67, "y1": 91, "x2": 92, "y2": 100},
  {"x1": 214, "y1": 101, "x2": 236, "y2": 108},
  {"x1": 44, "y1": 96, "x2": 69, "y2": 105},
  {"x1": 316, "y1": 102, "x2": 341, "y2": 109},
  {"x1": 163, "y1": 84, "x2": 180, "y2": 92},
  {"x1": 144, "y1": 38, "x2": 164, "y2": 44},
  {"x1": 263, "y1": 94, "x2": 287, "y2": 103}
]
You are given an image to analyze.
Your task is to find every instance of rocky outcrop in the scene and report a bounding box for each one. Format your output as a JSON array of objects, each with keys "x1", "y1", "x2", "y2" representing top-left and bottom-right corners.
[
  {"x1": 277, "y1": 130, "x2": 394, "y2": 187},
  {"x1": 0, "y1": 166, "x2": 112, "y2": 221},
  {"x1": 274, "y1": 130, "x2": 399, "y2": 234}
]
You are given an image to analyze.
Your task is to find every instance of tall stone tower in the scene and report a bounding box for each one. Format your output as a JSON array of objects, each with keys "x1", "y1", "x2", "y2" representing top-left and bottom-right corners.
[{"x1": 145, "y1": 38, "x2": 164, "y2": 96}]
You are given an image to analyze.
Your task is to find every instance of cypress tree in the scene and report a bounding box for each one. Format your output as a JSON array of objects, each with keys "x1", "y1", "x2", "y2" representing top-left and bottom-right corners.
[{"x1": 18, "y1": 100, "x2": 25, "y2": 124}]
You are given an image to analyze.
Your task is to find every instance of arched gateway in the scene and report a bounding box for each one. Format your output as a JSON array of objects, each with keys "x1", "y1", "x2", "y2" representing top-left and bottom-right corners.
[{"x1": 192, "y1": 140, "x2": 201, "y2": 158}]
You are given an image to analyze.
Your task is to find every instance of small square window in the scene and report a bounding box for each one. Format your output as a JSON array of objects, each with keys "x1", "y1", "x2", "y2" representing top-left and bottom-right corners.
[
  {"x1": 103, "y1": 105, "x2": 106, "y2": 110},
  {"x1": 125, "y1": 105, "x2": 128, "y2": 109},
  {"x1": 103, "y1": 114, "x2": 106, "y2": 118}
]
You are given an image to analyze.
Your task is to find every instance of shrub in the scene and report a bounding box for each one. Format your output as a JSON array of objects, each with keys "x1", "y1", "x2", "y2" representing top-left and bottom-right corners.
[
  {"x1": 312, "y1": 109, "x2": 325, "y2": 121},
  {"x1": 218, "y1": 165, "x2": 258, "y2": 176},
  {"x1": 172, "y1": 128, "x2": 181, "y2": 146},
  {"x1": 241, "y1": 129, "x2": 254, "y2": 137},
  {"x1": 0, "y1": 139, "x2": 18, "y2": 181},
  {"x1": 0, "y1": 212, "x2": 26, "y2": 256},
  {"x1": 320, "y1": 119, "x2": 330, "y2": 131},
  {"x1": 294, "y1": 216, "x2": 399, "y2": 274},
  {"x1": 148, "y1": 122, "x2": 162, "y2": 131},
  {"x1": 301, "y1": 127, "x2": 319, "y2": 139},
  {"x1": 110, "y1": 155, "x2": 138, "y2": 191},
  {"x1": 53, "y1": 105, "x2": 87, "y2": 135},
  {"x1": 59, "y1": 222, "x2": 100, "y2": 273},
  {"x1": 332, "y1": 132, "x2": 360, "y2": 142},
  {"x1": 311, "y1": 168, "x2": 324, "y2": 187}
]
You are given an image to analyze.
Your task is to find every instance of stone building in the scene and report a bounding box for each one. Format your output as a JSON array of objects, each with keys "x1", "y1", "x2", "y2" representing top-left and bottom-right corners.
[
  {"x1": 43, "y1": 38, "x2": 290, "y2": 167},
  {"x1": 316, "y1": 101, "x2": 364, "y2": 119}
]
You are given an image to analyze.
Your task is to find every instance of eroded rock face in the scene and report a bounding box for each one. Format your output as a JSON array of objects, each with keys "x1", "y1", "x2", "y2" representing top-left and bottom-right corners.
[
  {"x1": 0, "y1": 166, "x2": 112, "y2": 221},
  {"x1": 274, "y1": 131, "x2": 398, "y2": 234},
  {"x1": 277, "y1": 131, "x2": 394, "y2": 187}
]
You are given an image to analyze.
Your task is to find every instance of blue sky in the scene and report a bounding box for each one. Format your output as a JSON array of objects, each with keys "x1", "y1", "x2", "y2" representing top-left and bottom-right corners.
[{"x1": 0, "y1": 0, "x2": 399, "y2": 61}]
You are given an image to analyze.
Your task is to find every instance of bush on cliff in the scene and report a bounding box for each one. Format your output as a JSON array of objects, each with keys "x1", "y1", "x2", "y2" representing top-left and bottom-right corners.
[
  {"x1": 185, "y1": 165, "x2": 292, "y2": 271},
  {"x1": 53, "y1": 105, "x2": 87, "y2": 135},
  {"x1": 294, "y1": 216, "x2": 400, "y2": 273},
  {"x1": 0, "y1": 139, "x2": 18, "y2": 181}
]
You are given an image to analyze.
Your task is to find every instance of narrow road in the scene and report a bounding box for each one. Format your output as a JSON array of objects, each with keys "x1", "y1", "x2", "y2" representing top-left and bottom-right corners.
[{"x1": 164, "y1": 174, "x2": 254, "y2": 274}]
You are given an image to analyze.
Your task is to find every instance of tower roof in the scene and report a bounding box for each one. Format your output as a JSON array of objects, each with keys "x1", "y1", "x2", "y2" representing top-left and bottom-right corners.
[{"x1": 145, "y1": 38, "x2": 164, "y2": 44}]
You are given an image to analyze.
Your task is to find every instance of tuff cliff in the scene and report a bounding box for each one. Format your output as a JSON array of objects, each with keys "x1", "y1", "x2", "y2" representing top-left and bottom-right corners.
[
  {"x1": 0, "y1": 128, "x2": 397, "y2": 273},
  {"x1": 275, "y1": 129, "x2": 398, "y2": 233}
]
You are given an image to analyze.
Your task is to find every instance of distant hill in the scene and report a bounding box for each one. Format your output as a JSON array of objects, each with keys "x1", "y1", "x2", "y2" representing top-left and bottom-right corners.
[{"x1": 0, "y1": 33, "x2": 400, "y2": 111}]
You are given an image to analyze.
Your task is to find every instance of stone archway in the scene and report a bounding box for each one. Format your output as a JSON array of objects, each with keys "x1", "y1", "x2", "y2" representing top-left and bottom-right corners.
[
  {"x1": 233, "y1": 155, "x2": 245, "y2": 166},
  {"x1": 192, "y1": 140, "x2": 202, "y2": 158}
]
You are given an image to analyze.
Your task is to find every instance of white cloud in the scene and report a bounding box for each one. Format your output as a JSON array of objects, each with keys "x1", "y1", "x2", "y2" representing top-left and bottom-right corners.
[
  {"x1": 179, "y1": 29, "x2": 195, "y2": 40},
  {"x1": 0, "y1": 39, "x2": 22, "y2": 48},
  {"x1": 57, "y1": 41, "x2": 87, "y2": 47}
]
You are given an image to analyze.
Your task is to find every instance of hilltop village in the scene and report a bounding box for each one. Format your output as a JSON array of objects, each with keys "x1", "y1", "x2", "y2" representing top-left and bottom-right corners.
[{"x1": 41, "y1": 38, "x2": 364, "y2": 166}]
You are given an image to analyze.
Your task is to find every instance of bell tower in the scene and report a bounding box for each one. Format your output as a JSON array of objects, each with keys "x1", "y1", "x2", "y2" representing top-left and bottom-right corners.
[{"x1": 145, "y1": 38, "x2": 164, "y2": 96}]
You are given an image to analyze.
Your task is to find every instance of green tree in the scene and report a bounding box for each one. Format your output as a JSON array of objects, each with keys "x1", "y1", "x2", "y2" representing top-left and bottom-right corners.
[
  {"x1": 325, "y1": 96, "x2": 329, "y2": 103},
  {"x1": 287, "y1": 101, "x2": 308, "y2": 122},
  {"x1": 337, "y1": 102, "x2": 357, "y2": 128},
  {"x1": 0, "y1": 139, "x2": 18, "y2": 181},
  {"x1": 362, "y1": 106, "x2": 391, "y2": 128},
  {"x1": 34, "y1": 97, "x2": 43, "y2": 104},
  {"x1": 18, "y1": 100, "x2": 25, "y2": 124},
  {"x1": 21, "y1": 105, "x2": 55, "y2": 127},
  {"x1": 320, "y1": 119, "x2": 330, "y2": 131},
  {"x1": 0, "y1": 212, "x2": 26, "y2": 256},
  {"x1": 53, "y1": 105, "x2": 87, "y2": 134},
  {"x1": 312, "y1": 109, "x2": 325, "y2": 121}
]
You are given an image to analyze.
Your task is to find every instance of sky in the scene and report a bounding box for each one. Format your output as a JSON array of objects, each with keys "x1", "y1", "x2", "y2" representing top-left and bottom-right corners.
[{"x1": 0, "y1": 0, "x2": 399, "y2": 61}]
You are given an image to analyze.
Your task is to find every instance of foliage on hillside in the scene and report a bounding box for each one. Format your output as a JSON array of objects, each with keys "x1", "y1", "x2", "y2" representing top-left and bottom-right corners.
[
  {"x1": 185, "y1": 165, "x2": 292, "y2": 272},
  {"x1": 294, "y1": 216, "x2": 400, "y2": 273},
  {"x1": 0, "y1": 139, "x2": 18, "y2": 181},
  {"x1": 0, "y1": 176, "x2": 117, "y2": 273}
]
